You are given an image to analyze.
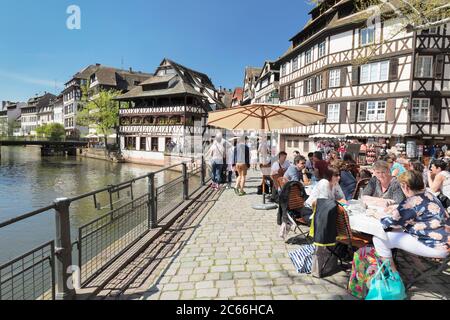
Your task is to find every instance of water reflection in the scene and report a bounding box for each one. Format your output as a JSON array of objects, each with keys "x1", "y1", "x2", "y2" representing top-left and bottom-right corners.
[{"x1": 0, "y1": 146, "x2": 182, "y2": 264}]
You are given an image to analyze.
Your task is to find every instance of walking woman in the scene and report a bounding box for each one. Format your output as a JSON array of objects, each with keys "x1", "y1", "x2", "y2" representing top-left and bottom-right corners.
[
  {"x1": 204, "y1": 132, "x2": 225, "y2": 190},
  {"x1": 233, "y1": 136, "x2": 250, "y2": 196}
]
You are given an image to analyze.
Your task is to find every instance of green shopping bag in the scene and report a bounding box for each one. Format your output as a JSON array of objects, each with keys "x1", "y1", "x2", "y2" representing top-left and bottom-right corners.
[{"x1": 365, "y1": 260, "x2": 407, "y2": 300}]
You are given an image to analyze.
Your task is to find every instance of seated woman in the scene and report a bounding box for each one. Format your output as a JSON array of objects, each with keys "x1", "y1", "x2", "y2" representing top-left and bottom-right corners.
[
  {"x1": 372, "y1": 171, "x2": 450, "y2": 272},
  {"x1": 427, "y1": 160, "x2": 450, "y2": 202},
  {"x1": 300, "y1": 166, "x2": 345, "y2": 223},
  {"x1": 362, "y1": 161, "x2": 405, "y2": 207},
  {"x1": 333, "y1": 160, "x2": 357, "y2": 201},
  {"x1": 343, "y1": 152, "x2": 360, "y2": 179},
  {"x1": 408, "y1": 160, "x2": 427, "y2": 188}
]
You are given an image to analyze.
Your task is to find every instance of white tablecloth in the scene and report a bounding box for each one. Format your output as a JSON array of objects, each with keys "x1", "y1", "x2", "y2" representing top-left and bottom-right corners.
[
  {"x1": 304, "y1": 185, "x2": 313, "y2": 196},
  {"x1": 347, "y1": 205, "x2": 389, "y2": 240}
]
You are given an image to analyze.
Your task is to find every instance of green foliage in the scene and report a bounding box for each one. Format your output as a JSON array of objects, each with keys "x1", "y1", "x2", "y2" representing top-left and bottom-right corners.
[
  {"x1": 353, "y1": 0, "x2": 450, "y2": 31},
  {"x1": 7, "y1": 119, "x2": 20, "y2": 136},
  {"x1": 77, "y1": 82, "x2": 122, "y2": 140},
  {"x1": 36, "y1": 123, "x2": 66, "y2": 141}
]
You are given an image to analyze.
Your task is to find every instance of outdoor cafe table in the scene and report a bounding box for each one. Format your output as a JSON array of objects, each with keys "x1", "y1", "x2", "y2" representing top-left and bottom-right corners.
[
  {"x1": 345, "y1": 202, "x2": 389, "y2": 241},
  {"x1": 304, "y1": 186, "x2": 387, "y2": 240}
]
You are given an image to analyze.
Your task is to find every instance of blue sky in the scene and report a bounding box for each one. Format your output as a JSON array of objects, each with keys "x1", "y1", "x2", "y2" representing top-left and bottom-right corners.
[{"x1": 0, "y1": 0, "x2": 312, "y2": 102}]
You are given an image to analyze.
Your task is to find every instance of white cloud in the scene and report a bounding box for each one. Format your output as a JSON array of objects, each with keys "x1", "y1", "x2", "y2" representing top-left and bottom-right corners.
[{"x1": 0, "y1": 70, "x2": 64, "y2": 89}]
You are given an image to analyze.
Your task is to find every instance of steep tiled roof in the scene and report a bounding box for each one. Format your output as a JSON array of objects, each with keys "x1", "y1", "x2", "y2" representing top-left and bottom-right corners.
[
  {"x1": 70, "y1": 64, "x2": 152, "y2": 90},
  {"x1": 117, "y1": 59, "x2": 224, "y2": 108}
]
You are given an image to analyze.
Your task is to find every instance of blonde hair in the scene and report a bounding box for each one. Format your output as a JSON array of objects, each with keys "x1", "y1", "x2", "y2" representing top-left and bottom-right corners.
[
  {"x1": 372, "y1": 161, "x2": 390, "y2": 173},
  {"x1": 398, "y1": 171, "x2": 425, "y2": 192}
]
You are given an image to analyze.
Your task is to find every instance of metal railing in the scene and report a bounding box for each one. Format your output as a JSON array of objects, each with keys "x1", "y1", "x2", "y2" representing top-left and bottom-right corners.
[
  {"x1": 0, "y1": 157, "x2": 209, "y2": 300},
  {"x1": 0, "y1": 241, "x2": 55, "y2": 300}
]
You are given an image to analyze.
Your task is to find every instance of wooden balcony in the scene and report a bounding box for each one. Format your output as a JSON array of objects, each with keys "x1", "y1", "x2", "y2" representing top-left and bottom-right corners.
[{"x1": 119, "y1": 105, "x2": 205, "y2": 116}]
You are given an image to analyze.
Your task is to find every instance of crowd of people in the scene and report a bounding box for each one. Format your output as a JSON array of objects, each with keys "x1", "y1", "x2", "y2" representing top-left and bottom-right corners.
[{"x1": 205, "y1": 133, "x2": 450, "y2": 276}]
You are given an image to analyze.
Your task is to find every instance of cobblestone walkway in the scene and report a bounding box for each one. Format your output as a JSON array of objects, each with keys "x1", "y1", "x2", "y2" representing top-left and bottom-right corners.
[{"x1": 135, "y1": 171, "x2": 449, "y2": 300}]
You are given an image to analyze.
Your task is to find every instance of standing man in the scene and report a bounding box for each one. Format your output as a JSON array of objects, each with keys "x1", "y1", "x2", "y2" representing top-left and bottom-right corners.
[{"x1": 233, "y1": 136, "x2": 250, "y2": 196}]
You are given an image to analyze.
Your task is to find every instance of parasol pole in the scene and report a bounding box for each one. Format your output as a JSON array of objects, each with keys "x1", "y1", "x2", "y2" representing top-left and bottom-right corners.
[
  {"x1": 262, "y1": 114, "x2": 266, "y2": 205},
  {"x1": 252, "y1": 107, "x2": 277, "y2": 210}
]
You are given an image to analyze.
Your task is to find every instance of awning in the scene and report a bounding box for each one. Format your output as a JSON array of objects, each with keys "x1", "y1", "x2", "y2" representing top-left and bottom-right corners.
[
  {"x1": 346, "y1": 134, "x2": 391, "y2": 138},
  {"x1": 309, "y1": 134, "x2": 346, "y2": 139}
]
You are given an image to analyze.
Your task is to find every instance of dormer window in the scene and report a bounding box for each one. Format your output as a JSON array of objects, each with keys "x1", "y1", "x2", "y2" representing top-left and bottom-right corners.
[{"x1": 90, "y1": 73, "x2": 98, "y2": 84}]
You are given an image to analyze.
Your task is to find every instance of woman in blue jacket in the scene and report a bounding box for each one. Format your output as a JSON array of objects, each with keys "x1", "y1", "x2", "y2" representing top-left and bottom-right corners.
[{"x1": 334, "y1": 159, "x2": 357, "y2": 200}]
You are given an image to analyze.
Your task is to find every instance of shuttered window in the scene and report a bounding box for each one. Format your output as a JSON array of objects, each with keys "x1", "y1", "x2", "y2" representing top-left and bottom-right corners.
[
  {"x1": 318, "y1": 41, "x2": 326, "y2": 58},
  {"x1": 327, "y1": 104, "x2": 340, "y2": 123},
  {"x1": 305, "y1": 49, "x2": 312, "y2": 64},
  {"x1": 360, "y1": 61, "x2": 389, "y2": 84},
  {"x1": 412, "y1": 98, "x2": 430, "y2": 122},
  {"x1": 281, "y1": 63, "x2": 287, "y2": 76},
  {"x1": 306, "y1": 78, "x2": 314, "y2": 95},
  {"x1": 292, "y1": 56, "x2": 299, "y2": 72},
  {"x1": 358, "y1": 101, "x2": 386, "y2": 122},
  {"x1": 289, "y1": 84, "x2": 296, "y2": 99},
  {"x1": 329, "y1": 69, "x2": 341, "y2": 88},
  {"x1": 415, "y1": 56, "x2": 433, "y2": 78},
  {"x1": 316, "y1": 74, "x2": 323, "y2": 91}
]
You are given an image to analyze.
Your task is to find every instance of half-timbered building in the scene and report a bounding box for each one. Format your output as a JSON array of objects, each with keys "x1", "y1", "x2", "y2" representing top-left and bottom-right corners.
[
  {"x1": 242, "y1": 67, "x2": 262, "y2": 105},
  {"x1": 116, "y1": 58, "x2": 225, "y2": 165},
  {"x1": 62, "y1": 64, "x2": 152, "y2": 137},
  {"x1": 277, "y1": 0, "x2": 450, "y2": 156},
  {"x1": 231, "y1": 87, "x2": 244, "y2": 107},
  {"x1": 252, "y1": 61, "x2": 280, "y2": 104}
]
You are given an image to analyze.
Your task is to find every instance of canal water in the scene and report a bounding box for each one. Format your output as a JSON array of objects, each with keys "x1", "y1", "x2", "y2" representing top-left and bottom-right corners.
[{"x1": 0, "y1": 146, "x2": 183, "y2": 265}]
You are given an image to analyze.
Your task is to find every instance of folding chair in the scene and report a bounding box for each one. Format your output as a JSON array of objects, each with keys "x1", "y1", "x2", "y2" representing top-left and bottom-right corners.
[
  {"x1": 352, "y1": 178, "x2": 370, "y2": 200},
  {"x1": 397, "y1": 249, "x2": 450, "y2": 298},
  {"x1": 334, "y1": 205, "x2": 373, "y2": 265},
  {"x1": 283, "y1": 183, "x2": 311, "y2": 243}
]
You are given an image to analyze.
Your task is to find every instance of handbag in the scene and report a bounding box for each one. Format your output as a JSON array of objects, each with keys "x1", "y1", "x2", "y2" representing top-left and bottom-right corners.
[
  {"x1": 365, "y1": 260, "x2": 407, "y2": 300},
  {"x1": 311, "y1": 246, "x2": 338, "y2": 278},
  {"x1": 437, "y1": 193, "x2": 450, "y2": 209},
  {"x1": 348, "y1": 246, "x2": 382, "y2": 299},
  {"x1": 288, "y1": 244, "x2": 315, "y2": 274}
]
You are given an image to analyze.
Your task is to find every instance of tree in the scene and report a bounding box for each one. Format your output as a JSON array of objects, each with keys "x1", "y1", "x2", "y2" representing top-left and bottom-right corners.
[
  {"x1": 7, "y1": 119, "x2": 21, "y2": 137},
  {"x1": 36, "y1": 124, "x2": 47, "y2": 138},
  {"x1": 353, "y1": 0, "x2": 450, "y2": 32},
  {"x1": 309, "y1": 0, "x2": 449, "y2": 31},
  {"x1": 77, "y1": 83, "x2": 123, "y2": 155},
  {"x1": 36, "y1": 123, "x2": 66, "y2": 141},
  {"x1": 45, "y1": 123, "x2": 66, "y2": 141}
]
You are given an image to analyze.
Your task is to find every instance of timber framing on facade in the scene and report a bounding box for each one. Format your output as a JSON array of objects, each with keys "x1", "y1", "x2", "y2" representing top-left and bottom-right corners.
[
  {"x1": 116, "y1": 58, "x2": 225, "y2": 162},
  {"x1": 275, "y1": 0, "x2": 450, "y2": 155}
]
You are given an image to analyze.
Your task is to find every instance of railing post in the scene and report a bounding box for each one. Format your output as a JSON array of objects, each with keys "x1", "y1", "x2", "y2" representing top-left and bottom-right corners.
[
  {"x1": 182, "y1": 162, "x2": 189, "y2": 200},
  {"x1": 54, "y1": 198, "x2": 76, "y2": 300},
  {"x1": 147, "y1": 173, "x2": 157, "y2": 229},
  {"x1": 200, "y1": 156, "x2": 206, "y2": 186}
]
